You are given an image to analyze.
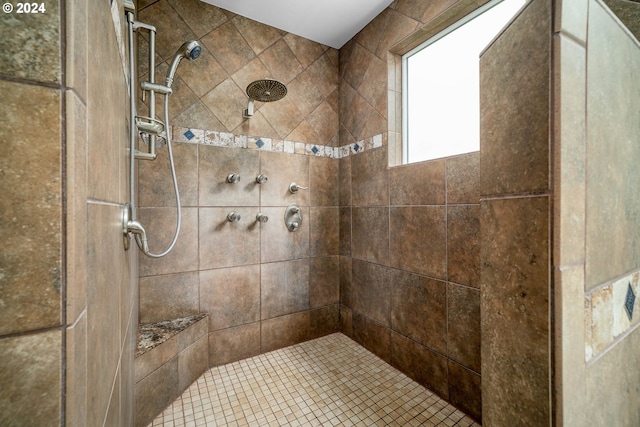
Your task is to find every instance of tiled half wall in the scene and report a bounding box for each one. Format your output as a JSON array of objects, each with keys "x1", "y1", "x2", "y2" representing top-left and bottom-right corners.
[{"x1": 339, "y1": 148, "x2": 482, "y2": 421}]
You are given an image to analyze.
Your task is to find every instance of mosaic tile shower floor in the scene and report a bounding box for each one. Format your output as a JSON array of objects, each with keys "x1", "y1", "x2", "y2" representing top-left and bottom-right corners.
[{"x1": 149, "y1": 333, "x2": 480, "y2": 427}]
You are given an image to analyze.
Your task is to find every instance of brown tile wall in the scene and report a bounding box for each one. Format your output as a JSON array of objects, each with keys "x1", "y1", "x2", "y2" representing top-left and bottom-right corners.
[
  {"x1": 1, "y1": 1, "x2": 138, "y2": 426},
  {"x1": 336, "y1": 1, "x2": 487, "y2": 421},
  {"x1": 137, "y1": 0, "x2": 339, "y2": 146},
  {"x1": 137, "y1": 0, "x2": 341, "y2": 368},
  {"x1": 480, "y1": 0, "x2": 552, "y2": 426},
  {"x1": 139, "y1": 144, "x2": 340, "y2": 365},
  {"x1": 340, "y1": 150, "x2": 481, "y2": 421}
]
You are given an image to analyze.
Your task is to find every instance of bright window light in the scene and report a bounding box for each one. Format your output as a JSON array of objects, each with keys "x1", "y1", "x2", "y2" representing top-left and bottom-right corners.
[{"x1": 402, "y1": 0, "x2": 526, "y2": 164}]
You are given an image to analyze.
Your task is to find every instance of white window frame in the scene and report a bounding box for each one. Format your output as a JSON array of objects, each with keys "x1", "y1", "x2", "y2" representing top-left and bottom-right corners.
[{"x1": 401, "y1": 0, "x2": 519, "y2": 164}]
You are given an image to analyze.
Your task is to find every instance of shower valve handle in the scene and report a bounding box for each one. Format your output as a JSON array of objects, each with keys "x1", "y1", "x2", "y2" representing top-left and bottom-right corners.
[
  {"x1": 255, "y1": 174, "x2": 268, "y2": 184},
  {"x1": 289, "y1": 182, "x2": 308, "y2": 193}
]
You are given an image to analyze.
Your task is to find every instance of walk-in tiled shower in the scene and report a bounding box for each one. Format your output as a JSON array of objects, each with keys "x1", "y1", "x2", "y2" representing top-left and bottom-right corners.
[{"x1": 5, "y1": 0, "x2": 640, "y2": 425}]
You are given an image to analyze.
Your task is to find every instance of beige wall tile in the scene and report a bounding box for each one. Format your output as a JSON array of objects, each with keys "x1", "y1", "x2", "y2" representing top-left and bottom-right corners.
[
  {"x1": 555, "y1": 0, "x2": 589, "y2": 41},
  {"x1": 139, "y1": 0, "x2": 197, "y2": 59},
  {"x1": 66, "y1": 313, "x2": 87, "y2": 427},
  {"x1": 584, "y1": 322, "x2": 640, "y2": 426},
  {"x1": 135, "y1": 335, "x2": 177, "y2": 383},
  {"x1": 553, "y1": 35, "x2": 586, "y2": 268},
  {"x1": 87, "y1": 2, "x2": 128, "y2": 202},
  {"x1": 66, "y1": 0, "x2": 87, "y2": 100},
  {"x1": 284, "y1": 33, "x2": 326, "y2": 68},
  {"x1": 585, "y1": 0, "x2": 640, "y2": 289},
  {"x1": 66, "y1": 90, "x2": 88, "y2": 324},
  {"x1": 201, "y1": 78, "x2": 248, "y2": 132},
  {"x1": 87, "y1": 203, "x2": 130, "y2": 426}
]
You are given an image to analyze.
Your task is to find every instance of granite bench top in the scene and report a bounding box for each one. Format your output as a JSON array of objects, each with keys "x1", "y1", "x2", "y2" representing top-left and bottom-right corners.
[{"x1": 136, "y1": 314, "x2": 208, "y2": 358}]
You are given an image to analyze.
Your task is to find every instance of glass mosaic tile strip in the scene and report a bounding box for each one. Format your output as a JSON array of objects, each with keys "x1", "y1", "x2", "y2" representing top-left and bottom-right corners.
[
  {"x1": 625, "y1": 282, "x2": 636, "y2": 321},
  {"x1": 172, "y1": 126, "x2": 385, "y2": 159}
]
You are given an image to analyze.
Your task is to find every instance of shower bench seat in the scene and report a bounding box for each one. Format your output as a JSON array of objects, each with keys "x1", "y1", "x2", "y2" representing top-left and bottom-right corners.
[{"x1": 134, "y1": 314, "x2": 209, "y2": 427}]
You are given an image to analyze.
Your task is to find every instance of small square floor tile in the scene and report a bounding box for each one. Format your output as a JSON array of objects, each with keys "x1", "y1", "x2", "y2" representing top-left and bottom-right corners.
[{"x1": 147, "y1": 333, "x2": 480, "y2": 426}]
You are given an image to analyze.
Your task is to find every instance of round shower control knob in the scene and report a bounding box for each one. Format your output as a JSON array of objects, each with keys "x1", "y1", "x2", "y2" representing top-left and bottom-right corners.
[
  {"x1": 227, "y1": 212, "x2": 241, "y2": 222},
  {"x1": 255, "y1": 174, "x2": 268, "y2": 184},
  {"x1": 227, "y1": 173, "x2": 241, "y2": 184},
  {"x1": 256, "y1": 213, "x2": 269, "y2": 223}
]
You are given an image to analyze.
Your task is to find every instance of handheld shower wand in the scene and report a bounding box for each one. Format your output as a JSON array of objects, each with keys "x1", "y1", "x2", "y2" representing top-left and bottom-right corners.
[
  {"x1": 125, "y1": 36, "x2": 202, "y2": 258},
  {"x1": 166, "y1": 40, "x2": 202, "y2": 88}
]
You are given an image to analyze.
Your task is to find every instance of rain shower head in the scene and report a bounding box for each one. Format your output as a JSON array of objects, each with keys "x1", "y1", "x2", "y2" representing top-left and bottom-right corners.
[
  {"x1": 243, "y1": 79, "x2": 288, "y2": 118},
  {"x1": 166, "y1": 40, "x2": 202, "y2": 88}
]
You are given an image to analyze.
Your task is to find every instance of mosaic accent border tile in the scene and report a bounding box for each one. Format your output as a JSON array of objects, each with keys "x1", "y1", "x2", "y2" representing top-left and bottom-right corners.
[
  {"x1": 172, "y1": 126, "x2": 385, "y2": 159},
  {"x1": 585, "y1": 270, "x2": 640, "y2": 361}
]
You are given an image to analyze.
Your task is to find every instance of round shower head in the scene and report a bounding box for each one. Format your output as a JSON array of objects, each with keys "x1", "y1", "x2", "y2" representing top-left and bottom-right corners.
[{"x1": 246, "y1": 79, "x2": 287, "y2": 102}]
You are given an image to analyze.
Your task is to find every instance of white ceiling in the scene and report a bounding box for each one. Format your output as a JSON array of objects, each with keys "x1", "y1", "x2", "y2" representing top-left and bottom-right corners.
[{"x1": 200, "y1": 0, "x2": 394, "y2": 49}]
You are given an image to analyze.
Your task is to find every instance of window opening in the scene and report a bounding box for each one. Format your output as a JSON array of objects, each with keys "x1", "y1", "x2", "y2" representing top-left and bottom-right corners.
[{"x1": 402, "y1": 0, "x2": 526, "y2": 164}]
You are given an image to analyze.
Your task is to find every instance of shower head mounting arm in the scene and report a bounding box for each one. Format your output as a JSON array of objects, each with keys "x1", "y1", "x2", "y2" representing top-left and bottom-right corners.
[{"x1": 243, "y1": 99, "x2": 255, "y2": 118}]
